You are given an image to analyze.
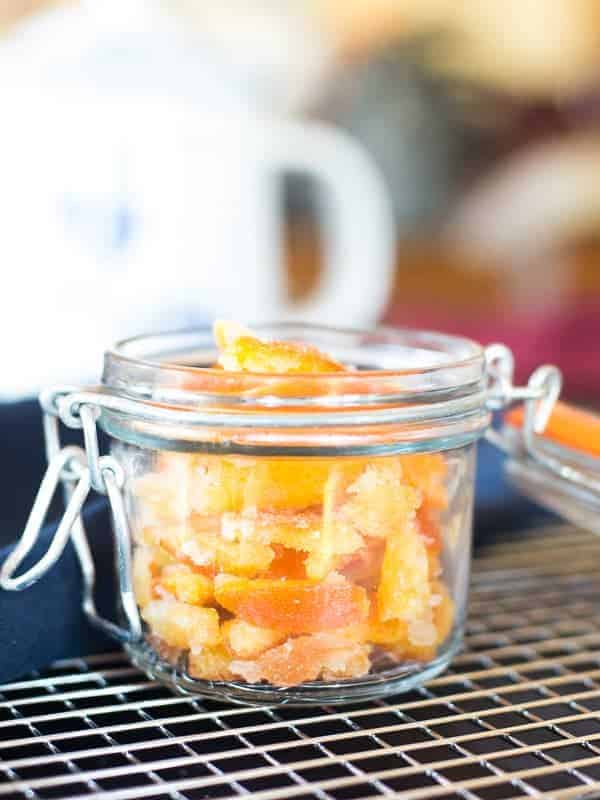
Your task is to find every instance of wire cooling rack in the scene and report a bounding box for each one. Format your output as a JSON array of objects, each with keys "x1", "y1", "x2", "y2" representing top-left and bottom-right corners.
[{"x1": 2, "y1": 525, "x2": 600, "y2": 800}]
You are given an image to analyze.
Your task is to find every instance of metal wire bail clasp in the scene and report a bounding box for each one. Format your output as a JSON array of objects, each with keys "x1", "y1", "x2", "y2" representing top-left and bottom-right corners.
[
  {"x1": 0, "y1": 388, "x2": 142, "y2": 643},
  {"x1": 521, "y1": 365, "x2": 600, "y2": 496},
  {"x1": 484, "y1": 344, "x2": 600, "y2": 505},
  {"x1": 484, "y1": 343, "x2": 562, "y2": 447},
  {"x1": 0, "y1": 446, "x2": 89, "y2": 591}
]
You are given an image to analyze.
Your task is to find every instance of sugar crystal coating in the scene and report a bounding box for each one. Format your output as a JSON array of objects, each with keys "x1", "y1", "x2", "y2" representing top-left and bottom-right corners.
[{"x1": 131, "y1": 322, "x2": 456, "y2": 686}]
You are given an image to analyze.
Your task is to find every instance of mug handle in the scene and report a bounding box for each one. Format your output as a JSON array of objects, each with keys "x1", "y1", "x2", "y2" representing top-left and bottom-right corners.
[{"x1": 267, "y1": 120, "x2": 396, "y2": 326}]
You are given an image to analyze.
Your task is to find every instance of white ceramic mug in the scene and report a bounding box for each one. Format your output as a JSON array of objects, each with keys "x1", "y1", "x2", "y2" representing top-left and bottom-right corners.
[{"x1": 0, "y1": 88, "x2": 394, "y2": 397}]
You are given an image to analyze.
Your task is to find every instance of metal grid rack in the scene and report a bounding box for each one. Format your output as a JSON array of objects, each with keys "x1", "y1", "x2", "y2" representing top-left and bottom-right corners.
[{"x1": 2, "y1": 524, "x2": 600, "y2": 800}]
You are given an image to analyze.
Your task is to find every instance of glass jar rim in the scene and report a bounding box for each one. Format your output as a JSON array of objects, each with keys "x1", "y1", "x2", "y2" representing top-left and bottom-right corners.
[
  {"x1": 103, "y1": 323, "x2": 486, "y2": 409},
  {"x1": 98, "y1": 324, "x2": 490, "y2": 452}
]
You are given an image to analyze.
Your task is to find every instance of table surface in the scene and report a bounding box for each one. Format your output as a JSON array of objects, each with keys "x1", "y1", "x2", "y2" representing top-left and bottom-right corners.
[{"x1": 1, "y1": 524, "x2": 600, "y2": 799}]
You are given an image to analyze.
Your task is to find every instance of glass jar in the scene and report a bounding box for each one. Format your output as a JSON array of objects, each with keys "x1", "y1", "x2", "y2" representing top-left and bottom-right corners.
[{"x1": 2, "y1": 325, "x2": 598, "y2": 705}]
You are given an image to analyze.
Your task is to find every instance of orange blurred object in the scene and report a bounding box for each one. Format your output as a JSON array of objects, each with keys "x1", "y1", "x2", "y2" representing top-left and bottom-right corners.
[
  {"x1": 507, "y1": 401, "x2": 600, "y2": 457},
  {"x1": 314, "y1": 0, "x2": 600, "y2": 95}
]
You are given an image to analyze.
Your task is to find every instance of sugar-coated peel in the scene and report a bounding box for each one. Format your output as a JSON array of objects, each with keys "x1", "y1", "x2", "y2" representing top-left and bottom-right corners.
[{"x1": 131, "y1": 322, "x2": 455, "y2": 686}]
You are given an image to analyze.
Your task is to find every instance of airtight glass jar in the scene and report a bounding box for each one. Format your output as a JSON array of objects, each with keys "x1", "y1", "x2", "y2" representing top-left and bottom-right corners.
[{"x1": 4, "y1": 324, "x2": 595, "y2": 705}]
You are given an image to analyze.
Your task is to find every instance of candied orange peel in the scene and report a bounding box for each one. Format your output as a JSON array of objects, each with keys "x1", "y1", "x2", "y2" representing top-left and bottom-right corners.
[
  {"x1": 131, "y1": 322, "x2": 456, "y2": 686},
  {"x1": 214, "y1": 320, "x2": 345, "y2": 374},
  {"x1": 214, "y1": 573, "x2": 369, "y2": 635}
]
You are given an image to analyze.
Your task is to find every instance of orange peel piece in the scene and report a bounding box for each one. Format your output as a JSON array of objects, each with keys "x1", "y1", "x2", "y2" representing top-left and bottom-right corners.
[
  {"x1": 377, "y1": 521, "x2": 431, "y2": 623},
  {"x1": 399, "y1": 454, "x2": 448, "y2": 510},
  {"x1": 141, "y1": 600, "x2": 220, "y2": 653},
  {"x1": 338, "y1": 536, "x2": 386, "y2": 591},
  {"x1": 264, "y1": 545, "x2": 307, "y2": 579},
  {"x1": 188, "y1": 645, "x2": 234, "y2": 681},
  {"x1": 132, "y1": 547, "x2": 157, "y2": 608},
  {"x1": 242, "y1": 459, "x2": 333, "y2": 512},
  {"x1": 221, "y1": 619, "x2": 286, "y2": 658},
  {"x1": 184, "y1": 519, "x2": 275, "y2": 577},
  {"x1": 229, "y1": 634, "x2": 371, "y2": 686},
  {"x1": 214, "y1": 573, "x2": 369, "y2": 634},
  {"x1": 416, "y1": 501, "x2": 443, "y2": 553},
  {"x1": 188, "y1": 457, "x2": 254, "y2": 515},
  {"x1": 148, "y1": 448, "x2": 373, "y2": 517},
  {"x1": 368, "y1": 579, "x2": 454, "y2": 661},
  {"x1": 150, "y1": 453, "x2": 366, "y2": 516},
  {"x1": 214, "y1": 320, "x2": 346, "y2": 374},
  {"x1": 304, "y1": 467, "x2": 365, "y2": 580},
  {"x1": 431, "y1": 581, "x2": 454, "y2": 646},
  {"x1": 243, "y1": 458, "x2": 366, "y2": 512},
  {"x1": 146, "y1": 517, "x2": 275, "y2": 578},
  {"x1": 157, "y1": 564, "x2": 214, "y2": 606},
  {"x1": 133, "y1": 459, "x2": 190, "y2": 526},
  {"x1": 341, "y1": 462, "x2": 422, "y2": 539}
]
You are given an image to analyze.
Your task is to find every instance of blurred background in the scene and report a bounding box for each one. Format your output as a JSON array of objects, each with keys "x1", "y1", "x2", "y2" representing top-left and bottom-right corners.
[
  {"x1": 1, "y1": 0, "x2": 599, "y2": 399},
  {"x1": 1, "y1": 0, "x2": 600, "y2": 403}
]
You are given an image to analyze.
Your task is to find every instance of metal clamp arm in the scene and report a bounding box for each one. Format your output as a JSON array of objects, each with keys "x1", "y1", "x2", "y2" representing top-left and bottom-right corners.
[
  {"x1": 484, "y1": 344, "x2": 600, "y2": 499},
  {"x1": 0, "y1": 390, "x2": 142, "y2": 644},
  {"x1": 0, "y1": 447, "x2": 89, "y2": 591}
]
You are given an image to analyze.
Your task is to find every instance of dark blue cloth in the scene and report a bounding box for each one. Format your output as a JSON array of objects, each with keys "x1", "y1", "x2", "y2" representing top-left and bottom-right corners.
[
  {"x1": 0, "y1": 499, "x2": 114, "y2": 683},
  {"x1": 475, "y1": 438, "x2": 553, "y2": 535},
  {"x1": 0, "y1": 400, "x2": 114, "y2": 682},
  {"x1": 0, "y1": 399, "x2": 552, "y2": 683}
]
